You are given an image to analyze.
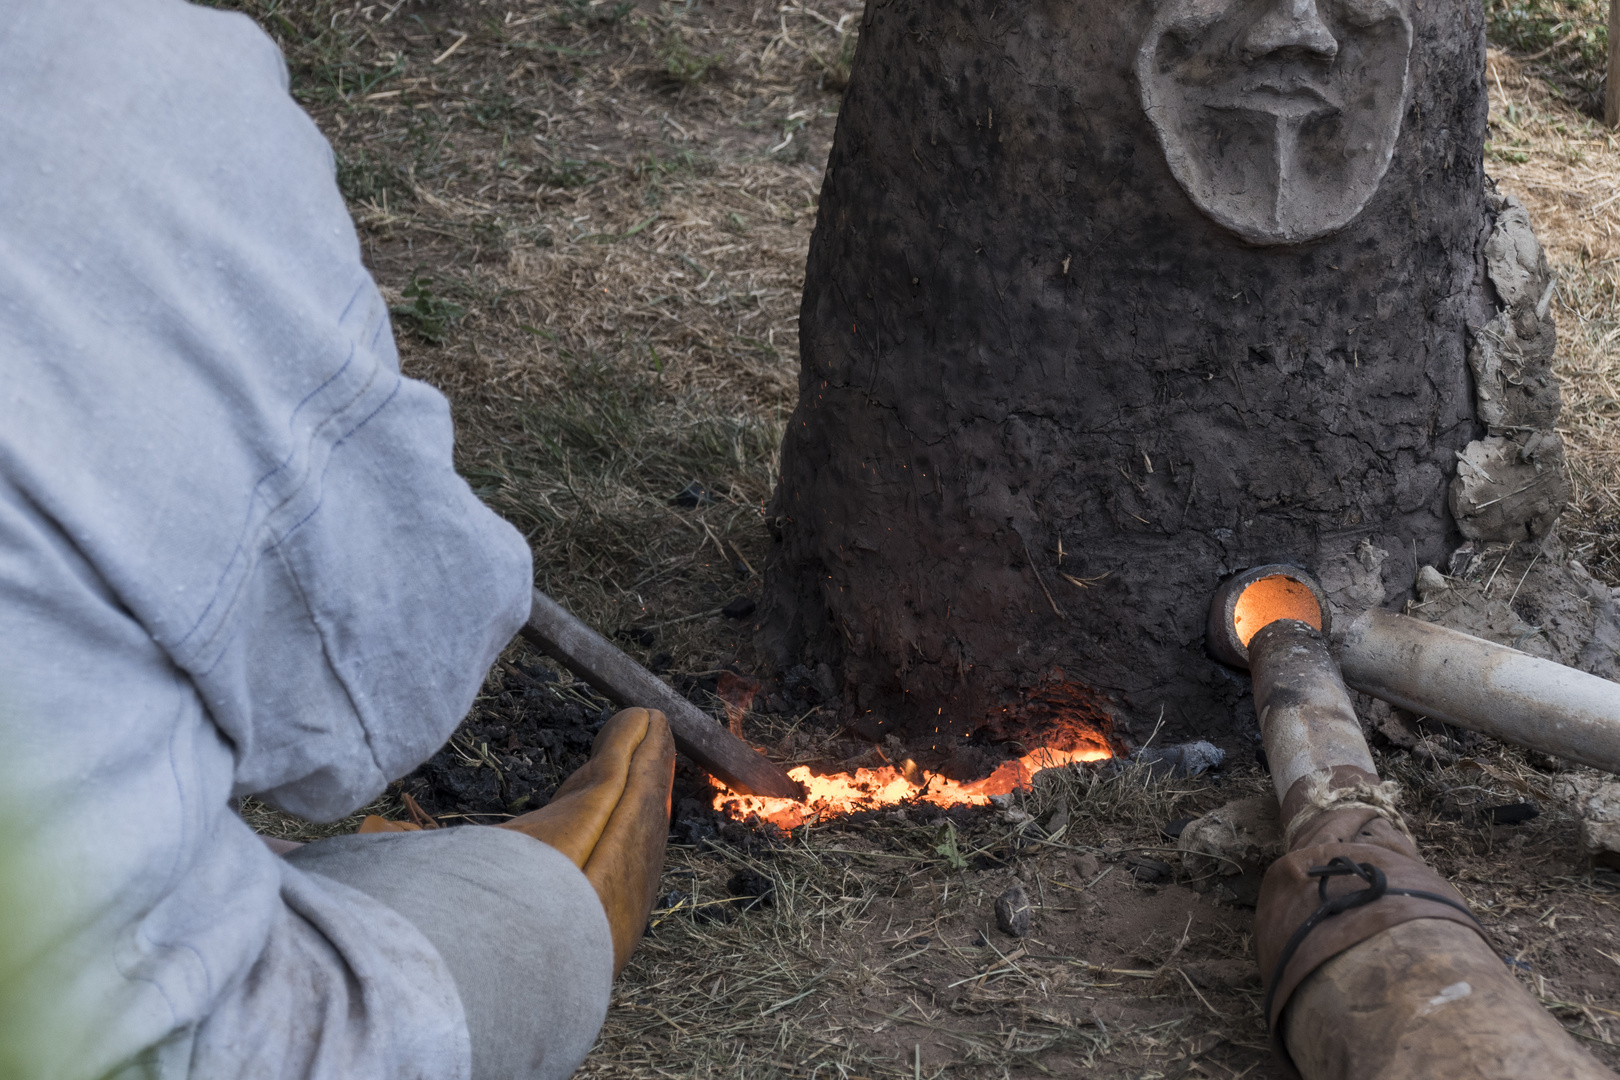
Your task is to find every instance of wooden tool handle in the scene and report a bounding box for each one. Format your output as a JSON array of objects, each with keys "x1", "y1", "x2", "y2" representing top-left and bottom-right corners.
[{"x1": 521, "y1": 589, "x2": 804, "y2": 800}]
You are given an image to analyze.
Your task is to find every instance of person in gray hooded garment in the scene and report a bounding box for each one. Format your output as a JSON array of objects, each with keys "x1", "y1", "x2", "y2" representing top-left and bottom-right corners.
[{"x1": 0, "y1": 2, "x2": 674, "y2": 1078}]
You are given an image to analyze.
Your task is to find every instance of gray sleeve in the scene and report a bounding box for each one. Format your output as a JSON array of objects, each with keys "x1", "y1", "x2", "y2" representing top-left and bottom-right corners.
[
  {"x1": 0, "y1": 0, "x2": 533, "y2": 825},
  {"x1": 286, "y1": 828, "x2": 615, "y2": 1080}
]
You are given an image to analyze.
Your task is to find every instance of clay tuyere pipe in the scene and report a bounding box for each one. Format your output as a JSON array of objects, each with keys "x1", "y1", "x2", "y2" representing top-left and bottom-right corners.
[
  {"x1": 522, "y1": 588, "x2": 804, "y2": 800},
  {"x1": 1209, "y1": 563, "x2": 1620, "y2": 773},
  {"x1": 1214, "y1": 575, "x2": 1613, "y2": 1078}
]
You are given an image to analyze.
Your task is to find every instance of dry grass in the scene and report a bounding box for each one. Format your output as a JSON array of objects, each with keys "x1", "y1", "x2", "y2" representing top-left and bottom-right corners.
[
  {"x1": 206, "y1": 0, "x2": 856, "y2": 668},
  {"x1": 1483, "y1": 49, "x2": 1620, "y2": 580},
  {"x1": 1484, "y1": 0, "x2": 1611, "y2": 116},
  {"x1": 197, "y1": 2, "x2": 1620, "y2": 1075},
  {"x1": 238, "y1": 793, "x2": 398, "y2": 842},
  {"x1": 338, "y1": 0, "x2": 849, "y2": 666},
  {"x1": 392, "y1": 158, "x2": 818, "y2": 638},
  {"x1": 587, "y1": 761, "x2": 1281, "y2": 1079}
]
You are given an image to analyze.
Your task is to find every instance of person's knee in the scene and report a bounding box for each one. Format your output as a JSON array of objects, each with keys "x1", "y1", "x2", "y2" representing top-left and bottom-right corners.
[{"x1": 288, "y1": 827, "x2": 613, "y2": 1080}]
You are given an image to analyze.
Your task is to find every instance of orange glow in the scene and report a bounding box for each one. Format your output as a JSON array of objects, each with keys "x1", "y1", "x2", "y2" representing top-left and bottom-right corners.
[
  {"x1": 1231, "y1": 574, "x2": 1322, "y2": 646},
  {"x1": 712, "y1": 743, "x2": 1113, "y2": 831}
]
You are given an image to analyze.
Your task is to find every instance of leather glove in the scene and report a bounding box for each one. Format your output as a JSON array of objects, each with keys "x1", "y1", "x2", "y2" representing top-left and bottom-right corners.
[
  {"x1": 355, "y1": 709, "x2": 674, "y2": 974},
  {"x1": 501, "y1": 707, "x2": 675, "y2": 974}
]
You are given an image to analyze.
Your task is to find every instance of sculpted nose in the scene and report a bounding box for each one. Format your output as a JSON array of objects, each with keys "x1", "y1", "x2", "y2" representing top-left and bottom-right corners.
[{"x1": 1241, "y1": 0, "x2": 1339, "y2": 61}]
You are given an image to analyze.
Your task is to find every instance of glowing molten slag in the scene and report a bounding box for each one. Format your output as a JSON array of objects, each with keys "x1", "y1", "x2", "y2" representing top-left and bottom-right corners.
[
  {"x1": 713, "y1": 744, "x2": 1113, "y2": 831},
  {"x1": 1232, "y1": 574, "x2": 1322, "y2": 646}
]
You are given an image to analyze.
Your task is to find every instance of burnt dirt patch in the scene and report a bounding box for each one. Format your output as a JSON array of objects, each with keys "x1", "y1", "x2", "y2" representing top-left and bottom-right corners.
[
  {"x1": 395, "y1": 640, "x2": 781, "y2": 847},
  {"x1": 397, "y1": 647, "x2": 611, "y2": 823}
]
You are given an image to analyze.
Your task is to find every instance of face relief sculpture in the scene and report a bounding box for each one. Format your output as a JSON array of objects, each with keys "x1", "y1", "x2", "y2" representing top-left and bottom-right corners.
[{"x1": 1136, "y1": 0, "x2": 1413, "y2": 245}]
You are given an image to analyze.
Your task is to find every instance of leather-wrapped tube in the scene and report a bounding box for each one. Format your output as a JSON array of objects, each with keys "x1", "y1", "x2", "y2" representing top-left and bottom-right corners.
[
  {"x1": 1259, "y1": 806, "x2": 1614, "y2": 1080},
  {"x1": 1257, "y1": 807, "x2": 1491, "y2": 1039},
  {"x1": 1287, "y1": 920, "x2": 1613, "y2": 1080},
  {"x1": 1246, "y1": 616, "x2": 1615, "y2": 1079}
]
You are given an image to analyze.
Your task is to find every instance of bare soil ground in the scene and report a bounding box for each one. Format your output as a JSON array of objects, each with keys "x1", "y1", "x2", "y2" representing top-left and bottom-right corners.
[{"x1": 226, "y1": 1, "x2": 1620, "y2": 1075}]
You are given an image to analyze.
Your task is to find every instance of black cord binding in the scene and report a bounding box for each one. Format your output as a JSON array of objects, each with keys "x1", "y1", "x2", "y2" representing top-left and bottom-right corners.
[{"x1": 1262, "y1": 856, "x2": 1483, "y2": 1028}]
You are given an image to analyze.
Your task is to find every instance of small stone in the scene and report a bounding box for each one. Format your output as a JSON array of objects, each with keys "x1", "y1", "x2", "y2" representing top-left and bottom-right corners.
[
  {"x1": 1562, "y1": 780, "x2": 1620, "y2": 870},
  {"x1": 1178, "y1": 796, "x2": 1283, "y2": 903},
  {"x1": 994, "y1": 884, "x2": 1032, "y2": 937},
  {"x1": 1132, "y1": 740, "x2": 1225, "y2": 778},
  {"x1": 1367, "y1": 699, "x2": 1420, "y2": 749},
  {"x1": 1416, "y1": 564, "x2": 1450, "y2": 601},
  {"x1": 1414, "y1": 735, "x2": 1460, "y2": 767}
]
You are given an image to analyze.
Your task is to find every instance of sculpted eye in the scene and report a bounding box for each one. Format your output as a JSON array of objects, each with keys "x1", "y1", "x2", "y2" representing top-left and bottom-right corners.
[
  {"x1": 1337, "y1": 0, "x2": 1404, "y2": 29},
  {"x1": 1159, "y1": 0, "x2": 1239, "y2": 41}
]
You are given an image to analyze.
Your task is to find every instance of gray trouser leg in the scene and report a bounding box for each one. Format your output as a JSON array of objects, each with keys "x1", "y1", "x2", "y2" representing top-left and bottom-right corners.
[{"x1": 288, "y1": 827, "x2": 613, "y2": 1080}]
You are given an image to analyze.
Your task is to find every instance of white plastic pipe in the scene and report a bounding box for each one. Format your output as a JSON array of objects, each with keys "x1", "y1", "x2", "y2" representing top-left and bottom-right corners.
[{"x1": 1338, "y1": 608, "x2": 1620, "y2": 774}]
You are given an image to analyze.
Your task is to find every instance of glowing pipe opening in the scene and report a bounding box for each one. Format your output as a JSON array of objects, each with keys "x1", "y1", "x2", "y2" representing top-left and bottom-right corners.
[
  {"x1": 1207, "y1": 564, "x2": 1331, "y2": 669},
  {"x1": 1233, "y1": 574, "x2": 1324, "y2": 646}
]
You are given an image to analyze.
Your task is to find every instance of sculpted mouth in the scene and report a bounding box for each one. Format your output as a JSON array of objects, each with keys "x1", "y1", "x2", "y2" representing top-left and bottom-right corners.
[
  {"x1": 1210, "y1": 78, "x2": 1340, "y2": 119},
  {"x1": 1247, "y1": 77, "x2": 1329, "y2": 100}
]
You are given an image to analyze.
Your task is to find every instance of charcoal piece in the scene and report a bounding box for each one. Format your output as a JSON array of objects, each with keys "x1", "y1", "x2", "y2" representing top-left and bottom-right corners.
[
  {"x1": 1486, "y1": 801, "x2": 1541, "y2": 825},
  {"x1": 726, "y1": 870, "x2": 776, "y2": 911},
  {"x1": 677, "y1": 673, "x2": 721, "y2": 701},
  {"x1": 994, "y1": 884, "x2": 1031, "y2": 937},
  {"x1": 1128, "y1": 856, "x2": 1172, "y2": 883},
  {"x1": 420, "y1": 752, "x2": 502, "y2": 812},
  {"x1": 671, "y1": 481, "x2": 716, "y2": 507},
  {"x1": 516, "y1": 662, "x2": 558, "y2": 684},
  {"x1": 721, "y1": 596, "x2": 757, "y2": 619},
  {"x1": 1161, "y1": 817, "x2": 1195, "y2": 840},
  {"x1": 505, "y1": 787, "x2": 536, "y2": 814}
]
